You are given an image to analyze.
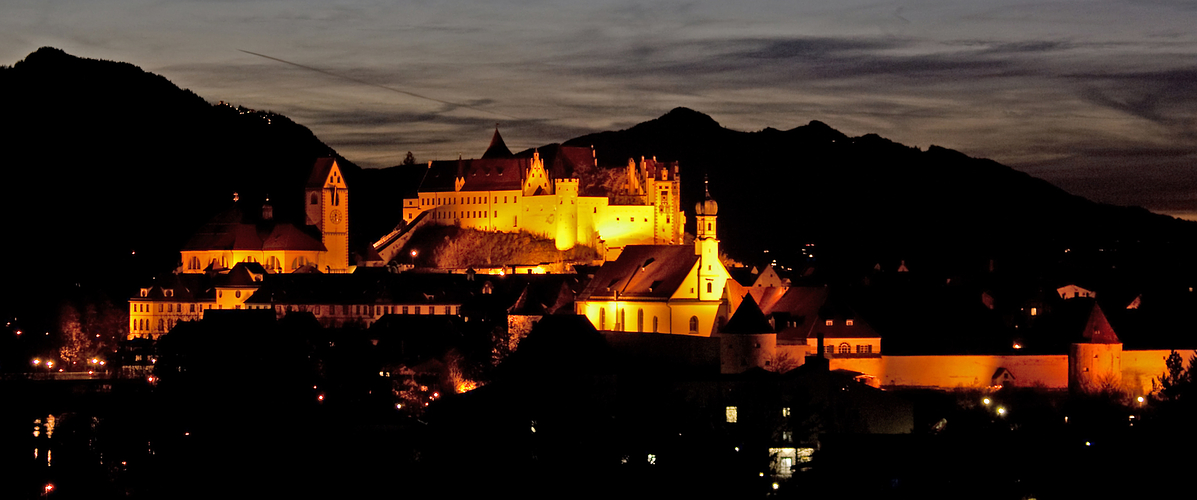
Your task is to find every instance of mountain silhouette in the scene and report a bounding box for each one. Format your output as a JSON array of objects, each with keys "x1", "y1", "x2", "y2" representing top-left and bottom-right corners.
[
  {"x1": 4, "y1": 48, "x2": 1196, "y2": 334},
  {"x1": 565, "y1": 107, "x2": 1197, "y2": 279}
]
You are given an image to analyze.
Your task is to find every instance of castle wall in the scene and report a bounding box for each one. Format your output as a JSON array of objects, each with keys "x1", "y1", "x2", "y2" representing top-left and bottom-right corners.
[
  {"x1": 1121, "y1": 349, "x2": 1197, "y2": 395},
  {"x1": 596, "y1": 204, "x2": 657, "y2": 250},
  {"x1": 829, "y1": 355, "x2": 1071, "y2": 389}
]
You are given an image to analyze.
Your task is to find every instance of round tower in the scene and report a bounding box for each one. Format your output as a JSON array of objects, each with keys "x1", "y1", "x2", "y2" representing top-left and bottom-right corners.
[{"x1": 1068, "y1": 302, "x2": 1124, "y2": 394}]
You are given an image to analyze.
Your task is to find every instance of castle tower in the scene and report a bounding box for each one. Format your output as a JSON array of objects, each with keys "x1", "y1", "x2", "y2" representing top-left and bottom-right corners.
[
  {"x1": 1068, "y1": 302, "x2": 1123, "y2": 394},
  {"x1": 717, "y1": 293, "x2": 778, "y2": 374},
  {"x1": 695, "y1": 176, "x2": 724, "y2": 301},
  {"x1": 306, "y1": 158, "x2": 350, "y2": 273},
  {"x1": 648, "y1": 160, "x2": 682, "y2": 244},
  {"x1": 554, "y1": 178, "x2": 579, "y2": 251}
]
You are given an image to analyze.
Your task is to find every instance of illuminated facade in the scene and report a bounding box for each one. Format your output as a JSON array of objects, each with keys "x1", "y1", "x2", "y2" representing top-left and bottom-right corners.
[
  {"x1": 395, "y1": 130, "x2": 684, "y2": 259},
  {"x1": 128, "y1": 267, "x2": 473, "y2": 339},
  {"x1": 180, "y1": 158, "x2": 350, "y2": 275},
  {"x1": 575, "y1": 182, "x2": 730, "y2": 336}
]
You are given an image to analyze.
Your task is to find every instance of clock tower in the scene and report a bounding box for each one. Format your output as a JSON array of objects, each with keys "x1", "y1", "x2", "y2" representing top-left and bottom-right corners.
[{"x1": 306, "y1": 158, "x2": 350, "y2": 273}]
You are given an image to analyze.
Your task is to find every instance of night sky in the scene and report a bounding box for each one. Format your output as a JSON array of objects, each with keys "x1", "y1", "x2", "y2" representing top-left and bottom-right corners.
[{"x1": 4, "y1": 0, "x2": 1196, "y2": 218}]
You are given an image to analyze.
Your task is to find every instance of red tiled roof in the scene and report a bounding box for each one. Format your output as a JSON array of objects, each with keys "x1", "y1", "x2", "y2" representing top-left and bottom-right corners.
[
  {"x1": 580, "y1": 245, "x2": 699, "y2": 300},
  {"x1": 482, "y1": 129, "x2": 513, "y2": 159},
  {"x1": 1082, "y1": 303, "x2": 1120, "y2": 344}
]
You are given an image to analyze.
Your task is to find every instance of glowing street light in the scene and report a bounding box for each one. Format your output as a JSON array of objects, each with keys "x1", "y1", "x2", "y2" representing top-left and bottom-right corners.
[
  {"x1": 997, "y1": 407, "x2": 1007, "y2": 416},
  {"x1": 982, "y1": 398, "x2": 991, "y2": 406}
]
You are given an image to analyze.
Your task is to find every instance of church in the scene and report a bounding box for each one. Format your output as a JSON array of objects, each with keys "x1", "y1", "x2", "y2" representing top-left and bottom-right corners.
[
  {"x1": 179, "y1": 158, "x2": 351, "y2": 274},
  {"x1": 574, "y1": 180, "x2": 731, "y2": 336}
]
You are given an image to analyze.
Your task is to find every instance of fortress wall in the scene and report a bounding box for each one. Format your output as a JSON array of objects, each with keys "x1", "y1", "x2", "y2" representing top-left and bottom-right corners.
[
  {"x1": 519, "y1": 195, "x2": 559, "y2": 239},
  {"x1": 1121, "y1": 349, "x2": 1197, "y2": 395},
  {"x1": 830, "y1": 355, "x2": 1069, "y2": 389},
  {"x1": 597, "y1": 205, "x2": 656, "y2": 248}
]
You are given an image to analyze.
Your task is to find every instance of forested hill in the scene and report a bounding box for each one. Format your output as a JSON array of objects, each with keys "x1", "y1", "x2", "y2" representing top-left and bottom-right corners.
[
  {"x1": 0, "y1": 47, "x2": 410, "y2": 328},
  {"x1": 565, "y1": 107, "x2": 1197, "y2": 278}
]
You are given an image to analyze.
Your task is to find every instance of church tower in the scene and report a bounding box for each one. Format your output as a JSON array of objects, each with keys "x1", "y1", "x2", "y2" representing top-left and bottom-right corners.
[
  {"x1": 695, "y1": 176, "x2": 723, "y2": 301},
  {"x1": 306, "y1": 158, "x2": 350, "y2": 273}
]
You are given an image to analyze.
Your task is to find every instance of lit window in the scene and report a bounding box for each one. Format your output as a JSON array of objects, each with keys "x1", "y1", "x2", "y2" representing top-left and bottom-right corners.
[
  {"x1": 782, "y1": 431, "x2": 792, "y2": 442},
  {"x1": 838, "y1": 343, "x2": 851, "y2": 354},
  {"x1": 845, "y1": 319, "x2": 854, "y2": 326},
  {"x1": 782, "y1": 407, "x2": 791, "y2": 418},
  {"x1": 726, "y1": 406, "x2": 738, "y2": 423},
  {"x1": 825, "y1": 319, "x2": 833, "y2": 326},
  {"x1": 1030, "y1": 307, "x2": 1038, "y2": 316}
]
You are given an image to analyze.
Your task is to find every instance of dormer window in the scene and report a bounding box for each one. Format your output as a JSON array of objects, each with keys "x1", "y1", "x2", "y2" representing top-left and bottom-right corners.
[
  {"x1": 140, "y1": 289, "x2": 149, "y2": 297},
  {"x1": 845, "y1": 319, "x2": 854, "y2": 326},
  {"x1": 164, "y1": 289, "x2": 173, "y2": 297},
  {"x1": 825, "y1": 319, "x2": 833, "y2": 326}
]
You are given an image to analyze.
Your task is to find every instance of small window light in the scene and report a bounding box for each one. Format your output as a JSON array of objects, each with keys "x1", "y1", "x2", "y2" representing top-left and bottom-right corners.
[
  {"x1": 845, "y1": 319, "x2": 854, "y2": 326},
  {"x1": 825, "y1": 319, "x2": 833, "y2": 326}
]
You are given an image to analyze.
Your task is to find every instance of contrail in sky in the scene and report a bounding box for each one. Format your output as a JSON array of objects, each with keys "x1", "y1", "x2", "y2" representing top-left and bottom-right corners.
[{"x1": 238, "y1": 49, "x2": 516, "y2": 119}]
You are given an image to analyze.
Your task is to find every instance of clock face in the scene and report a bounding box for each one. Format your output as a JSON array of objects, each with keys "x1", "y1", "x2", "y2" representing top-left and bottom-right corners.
[{"x1": 330, "y1": 209, "x2": 342, "y2": 224}]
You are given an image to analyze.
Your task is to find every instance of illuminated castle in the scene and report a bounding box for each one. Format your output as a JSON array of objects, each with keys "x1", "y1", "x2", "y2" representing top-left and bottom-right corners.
[{"x1": 391, "y1": 129, "x2": 685, "y2": 260}]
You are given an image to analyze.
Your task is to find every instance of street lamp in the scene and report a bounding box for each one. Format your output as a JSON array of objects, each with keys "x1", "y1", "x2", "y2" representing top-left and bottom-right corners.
[{"x1": 410, "y1": 249, "x2": 418, "y2": 268}]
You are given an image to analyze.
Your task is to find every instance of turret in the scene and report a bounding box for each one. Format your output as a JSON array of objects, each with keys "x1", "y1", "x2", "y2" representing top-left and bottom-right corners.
[{"x1": 695, "y1": 175, "x2": 719, "y2": 254}]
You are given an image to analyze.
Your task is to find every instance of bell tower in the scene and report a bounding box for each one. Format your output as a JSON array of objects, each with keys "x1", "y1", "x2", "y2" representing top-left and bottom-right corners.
[
  {"x1": 695, "y1": 176, "x2": 723, "y2": 300},
  {"x1": 307, "y1": 158, "x2": 350, "y2": 273}
]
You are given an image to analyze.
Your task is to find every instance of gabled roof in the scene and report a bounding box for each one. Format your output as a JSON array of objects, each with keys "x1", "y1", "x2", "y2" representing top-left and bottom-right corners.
[
  {"x1": 482, "y1": 128, "x2": 513, "y2": 159},
  {"x1": 421, "y1": 158, "x2": 526, "y2": 193},
  {"x1": 579, "y1": 245, "x2": 699, "y2": 300},
  {"x1": 306, "y1": 157, "x2": 338, "y2": 189},
  {"x1": 721, "y1": 293, "x2": 774, "y2": 334}
]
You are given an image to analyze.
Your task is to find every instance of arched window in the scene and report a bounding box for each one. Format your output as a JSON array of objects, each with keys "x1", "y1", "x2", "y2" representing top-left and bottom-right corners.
[
  {"x1": 652, "y1": 316, "x2": 659, "y2": 333},
  {"x1": 189, "y1": 256, "x2": 200, "y2": 270},
  {"x1": 689, "y1": 316, "x2": 699, "y2": 333},
  {"x1": 599, "y1": 309, "x2": 606, "y2": 330},
  {"x1": 243, "y1": 255, "x2": 256, "y2": 263},
  {"x1": 158, "y1": 319, "x2": 165, "y2": 332},
  {"x1": 637, "y1": 309, "x2": 644, "y2": 333},
  {"x1": 618, "y1": 308, "x2": 625, "y2": 331},
  {"x1": 838, "y1": 343, "x2": 851, "y2": 354},
  {"x1": 310, "y1": 193, "x2": 319, "y2": 204},
  {"x1": 266, "y1": 256, "x2": 280, "y2": 271},
  {"x1": 707, "y1": 282, "x2": 713, "y2": 294}
]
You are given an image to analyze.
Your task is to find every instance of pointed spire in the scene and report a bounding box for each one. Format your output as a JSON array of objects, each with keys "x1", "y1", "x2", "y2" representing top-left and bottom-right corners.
[
  {"x1": 695, "y1": 174, "x2": 718, "y2": 216},
  {"x1": 482, "y1": 125, "x2": 513, "y2": 159}
]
